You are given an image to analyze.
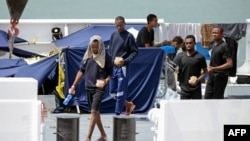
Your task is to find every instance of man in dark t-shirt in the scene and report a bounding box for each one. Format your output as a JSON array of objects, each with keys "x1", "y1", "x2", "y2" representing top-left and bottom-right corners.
[
  {"x1": 174, "y1": 35, "x2": 207, "y2": 99},
  {"x1": 205, "y1": 27, "x2": 233, "y2": 99},
  {"x1": 136, "y1": 14, "x2": 169, "y2": 47},
  {"x1": 136, "y1": 26, "x2": 154, "y2": 47}
]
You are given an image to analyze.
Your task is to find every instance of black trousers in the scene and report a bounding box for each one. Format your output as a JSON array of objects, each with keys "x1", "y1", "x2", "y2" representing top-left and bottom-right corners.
[
  {"x1": 180, "y1": 88, "x2": 202, "y2": 99},
  {"x1": 205, "y1": 72, "x2": 228, "y2": 99}
]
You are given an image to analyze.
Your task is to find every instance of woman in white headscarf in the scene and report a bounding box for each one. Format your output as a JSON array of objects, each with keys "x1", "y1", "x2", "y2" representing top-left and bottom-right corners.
[{"x1": 68, "y1": 35, "x2": 112, "y2": 141}]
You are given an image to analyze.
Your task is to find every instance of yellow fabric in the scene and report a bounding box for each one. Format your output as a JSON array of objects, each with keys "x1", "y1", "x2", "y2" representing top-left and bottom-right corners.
[{"x1": 55, "y1": 60, "x2": 65, "y2": 99}]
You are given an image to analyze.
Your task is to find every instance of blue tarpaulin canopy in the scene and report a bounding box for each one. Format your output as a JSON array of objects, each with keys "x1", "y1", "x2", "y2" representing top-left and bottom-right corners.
[
  {"x1": 63, "y1": 47, "x2": 165, "y2": 113},
  {"x1": 0, "y1": 58, "x2": 28, "y2": 77},
  {"x1": 14, "y1": 54, "x2": 59, "y2": 89},
  {"x1": 0, "y1": 54, "x2": 58, "y2": 91}
]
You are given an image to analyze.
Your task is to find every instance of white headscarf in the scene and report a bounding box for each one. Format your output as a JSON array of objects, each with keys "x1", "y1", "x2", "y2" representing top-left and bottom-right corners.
[{"x1": 83, "y1": 35, "x2": 106, "y2": 68}]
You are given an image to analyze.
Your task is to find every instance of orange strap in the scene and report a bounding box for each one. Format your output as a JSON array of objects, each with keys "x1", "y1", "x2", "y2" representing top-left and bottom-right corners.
[{"x1": 8, "y1": 18, "x2": 19, "y2": 36}]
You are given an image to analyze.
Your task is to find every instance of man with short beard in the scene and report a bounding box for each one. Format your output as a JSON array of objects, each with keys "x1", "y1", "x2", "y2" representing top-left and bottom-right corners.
[{"x1": 174, "y1": 35, "x2": 207, "y2": 99}]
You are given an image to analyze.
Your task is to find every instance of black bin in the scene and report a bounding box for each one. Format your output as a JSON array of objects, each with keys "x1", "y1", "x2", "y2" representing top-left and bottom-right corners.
[
  {"x1": 56, "y1": 115, "x2": 80, "y2": 141},
  {"x1": 113, "y1": 116, "x2": 136, "y2": 141}
]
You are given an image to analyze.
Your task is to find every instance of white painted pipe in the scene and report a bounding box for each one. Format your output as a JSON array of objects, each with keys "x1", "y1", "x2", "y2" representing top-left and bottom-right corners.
[
  {"x1": 40, "y1": 103, "x2": 45, "y2": 141},
  {"x1": 40, "y1": 124, "x2": 45, "y2": 141},
  {"x1": 64, "y1": 23, "x2": 68, "y2": 37},
  {"x1": 76, "y1": 105, "x2": 80, "y2": 114}
]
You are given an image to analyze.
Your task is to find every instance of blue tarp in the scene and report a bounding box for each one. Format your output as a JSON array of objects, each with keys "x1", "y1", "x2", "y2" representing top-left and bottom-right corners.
[
  {"x1": 0, "y1": 58, "x2": 27, "y2": 69},
  {"x1": 0, "y1": 30, "x2": 44, "y2": 58},
  {"x1": 63, "y1": 47, "x2": 165, "y2": 113},
  {"x1": 53, "y1": 24, "x2": 145, "y2": 48},
  {"x1": 15, "y1": 54, "x2": 59, "y2": 88},
  {"x1": 0, "y1": 58, "x2": 28, "y2": 77},
  {"x1": 0, "y1": 30, "x2": 27, "y2": 47},
  {"x1": 0, "y1": 47, "x2": 45, "y2": 58}
]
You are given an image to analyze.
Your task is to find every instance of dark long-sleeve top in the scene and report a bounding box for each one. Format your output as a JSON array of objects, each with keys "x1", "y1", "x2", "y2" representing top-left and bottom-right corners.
[
  {"x1": 108, "y1": 30, "x2": 138, "y2": 65},
  {"x1": 80, "y1": 53, "x2": 113, "y2": 88}
]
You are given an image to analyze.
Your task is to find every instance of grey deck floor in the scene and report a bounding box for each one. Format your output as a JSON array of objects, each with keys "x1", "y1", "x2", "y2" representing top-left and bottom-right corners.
[{"x1": 43, "y1": 113, "x2": 155, "y2": 141}]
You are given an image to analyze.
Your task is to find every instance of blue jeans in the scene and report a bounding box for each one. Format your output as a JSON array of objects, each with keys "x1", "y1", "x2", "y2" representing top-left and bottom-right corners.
[{"x1": 109, "y1": 66, "x2": 128, "y2": 114}]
